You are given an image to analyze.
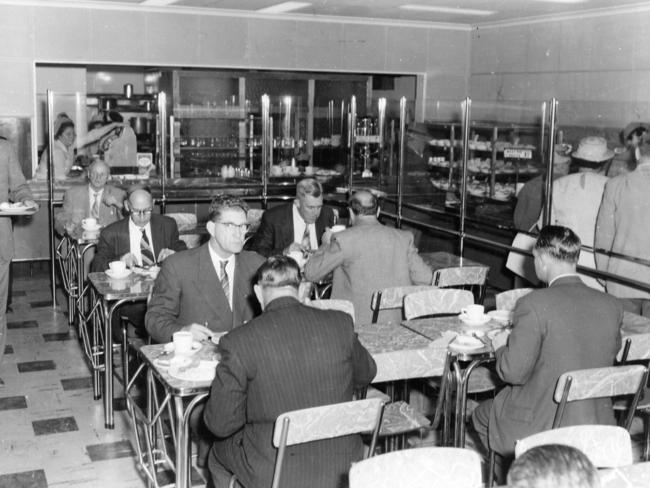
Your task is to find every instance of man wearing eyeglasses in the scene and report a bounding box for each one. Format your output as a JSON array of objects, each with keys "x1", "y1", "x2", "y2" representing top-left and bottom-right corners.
[{"x1": 145, "y1": 194, "x2": 265, "y2": 344}]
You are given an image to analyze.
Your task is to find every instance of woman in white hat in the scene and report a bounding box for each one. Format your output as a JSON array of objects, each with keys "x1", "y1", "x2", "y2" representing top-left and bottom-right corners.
[{"x1": 35, "y1": 113, "x2": 76, "y2": 180}]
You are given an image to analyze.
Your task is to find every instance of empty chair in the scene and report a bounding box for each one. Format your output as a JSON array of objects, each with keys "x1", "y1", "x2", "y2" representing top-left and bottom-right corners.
[
  {"x1": 349, "y1": 447, "x2": 483, "y2": 488},
  {"x1": 515, "y1": 425, "x2": 633, "y2": 468},
  {"x1": 432, "y1": 266, "x2": 489, "y2": 303},
  {"x1": 270, "y1": 398, "x2": 385, "y2": 488},
  {"x1": 404, "y1": 288, "x2": 474, "y2": 320},
  {"x1": 308, "y1": 299, "x2": 355, "y2": 324},
  {"x1": 553, "y1": 364, "x2": 648, "y2": 430},
  {"x1": 165, "y1": 212, "x2": 201, "y2": 249},
  {"x1": 370, "y1": 285, "x2": 435, "y2": 323},
  {"x1": 495, "y1": 288, "x2": 534, "y2": 311}
]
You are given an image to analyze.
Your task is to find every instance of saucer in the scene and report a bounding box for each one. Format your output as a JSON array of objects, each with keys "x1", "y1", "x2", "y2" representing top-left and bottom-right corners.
[
  {"x1": 163, "y1": 341, "x2": 202, "y2": 355},
  {"x1": 459, "y1": 313, "x2": 491, "y2": 326},
  {"x1": 105, "y1": 269, "x2": 132, "y2": 280},
  {"x1": 449, "y1": 334, "x2": 485, "y2": 352},
  {"x1": 488, "y1": 310, "x2": 513, "y2": 325},
  {"x1": 82, "y1": 224, "x2": 101, "y2": 232}
]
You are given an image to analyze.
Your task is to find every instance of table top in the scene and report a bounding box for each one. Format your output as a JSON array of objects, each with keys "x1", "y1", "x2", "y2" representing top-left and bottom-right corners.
[
  {"x1": 88, "y1": 271, "x2": 155, "y2": 301},
  {"x1": 420, "y1": 251, "x2": 486, "y2": 271},
  {"x1": 600, "y1": 461, "x2": 650, "y2": 488}
]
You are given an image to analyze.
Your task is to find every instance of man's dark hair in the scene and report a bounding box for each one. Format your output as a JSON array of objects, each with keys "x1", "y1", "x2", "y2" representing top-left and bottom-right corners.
[
  {"x1": 534, "y1": 225, "x2": 581, "y2": 264},
  {"x1": 348, "y1": 191, "x2": 378, "y2": 216},
  {"x1": 507, "y1": 444, "x2": 598, "y2": 488},
  {"x1": 255, "y1": 255, "x2": 301, "y2": 289},
  {"x1": 208, "y1": 194, "x2": 249, "y2": 222}
]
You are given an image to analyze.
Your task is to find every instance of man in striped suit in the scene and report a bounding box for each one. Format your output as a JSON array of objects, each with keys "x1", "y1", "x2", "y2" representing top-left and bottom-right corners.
[{"x1": 204, "y1": 256, "x2": 377, "y2": 488}]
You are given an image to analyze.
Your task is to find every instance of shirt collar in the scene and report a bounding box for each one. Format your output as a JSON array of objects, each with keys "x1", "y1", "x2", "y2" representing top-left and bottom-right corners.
[
  {"x1": 129, "y1": 218, "x2": 151, "y2": 235},
  {"x1": 548, "y1": 272, "x2": 580, "y2": 287}
]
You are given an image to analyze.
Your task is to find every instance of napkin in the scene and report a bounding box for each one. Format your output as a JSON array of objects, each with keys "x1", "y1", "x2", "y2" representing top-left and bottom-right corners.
[{"x1": 429, "y1": 330, "x2": 458, "y2": 349}]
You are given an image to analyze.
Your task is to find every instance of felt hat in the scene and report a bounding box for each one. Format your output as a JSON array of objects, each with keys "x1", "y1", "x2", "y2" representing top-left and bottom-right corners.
[
  {"x1": 623, "y1": 122, "x2": 649, "y2": 141},
  {"x1": 571, "y1": 136, "x2": 614, "y2": 162}
]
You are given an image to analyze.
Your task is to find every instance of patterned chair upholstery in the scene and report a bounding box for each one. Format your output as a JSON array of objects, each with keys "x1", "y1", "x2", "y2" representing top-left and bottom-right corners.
[
  {"x1": 165, "y1": 212, "x2": 201, "y2": 249},
  {"x1": 515, "y1": 425, "x2": 633, "y2": 468},
  {"x1": 403, "y1": 289, "x2": 474, "y2": 320},
  {"x1": 553, "y1": 364, "x2": 648, "y2": 430},
  {"x1": 349, "y1": 447, "x2": 483, "y2": 488},
  {"x1": 432, "y1": 266, "x2": 489, "y2": 304},
  {"x1": 495, "y1": 288, "x2": 534, "y2": 311},
  {"x1": 308, "y1": 299, "x2": 355, "y2": 324},
  {"x1": 370, "y1": 285, "x2": 436, "y2": 323},
  {"x1": 271, "y1": 398, "x2": 385, "y2": 488}
]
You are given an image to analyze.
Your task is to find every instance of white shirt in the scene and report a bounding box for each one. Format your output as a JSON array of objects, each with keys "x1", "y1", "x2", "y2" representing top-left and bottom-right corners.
[
  {"x1": 88, "y1": 186, "x2": 104, "y2": 216},
  {"x1": 209, "y1": 243, "x2": 235, "y2": 309},
  {"x1": 128, "y1": 219, "x2": 154, "y2": 266},
  {"x1": 549, "y1": 272, "x2": 580, "y2": 287},
  {"x1": 292, "y1": 203, "x2": 317, "y2": 249}
]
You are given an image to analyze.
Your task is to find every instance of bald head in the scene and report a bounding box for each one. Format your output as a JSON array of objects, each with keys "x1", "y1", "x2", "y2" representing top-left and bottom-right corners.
[
  {"x1": 349, "y1": 190, "x2": 378, "y2": 216},
  {"x1": 88, "y1": 160, "x2": 110, "y2": 191},
  {"x1": 128, "y1": 189, "x2": 154, "y2": 227}
]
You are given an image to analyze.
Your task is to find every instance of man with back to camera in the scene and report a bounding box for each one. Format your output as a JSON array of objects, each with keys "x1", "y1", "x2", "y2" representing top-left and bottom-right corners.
[
  {"x1": 304, "y1": 189, "x2": 432, "y2": 325},
  {"x1": 203, "y1": 255, "x2": 377, "y2": 488},
  {"x1": 250, "y1": 178, "x2": 336, "y2": 257},
  {"x1": 472, "y1": 226, "x2": 623, "y2": 479},
  {"x1": 145, "y1": 194, "x2": 265, "y2": 344},
  {"x1": 91, "y1": 187, "x2": 186, "y2": 338}
]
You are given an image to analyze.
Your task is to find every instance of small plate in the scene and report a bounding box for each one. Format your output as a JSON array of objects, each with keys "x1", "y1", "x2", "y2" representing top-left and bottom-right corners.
[
  {"x1": 105, "y1": 269, "x2": 132, "y2": 280},
  {"x1": 459, "y1": 314, "x2": 491, "y2": 326},
  {"x1": 449, "y1": 334, "x2": 485, "y2": 351},
  {"x1": 163, "y1": 341, "x2": 202, "y2": 355},
  {"x1": 82, "y1": 223, "x2": 101, "y2": 232},
  {"x1": 168, "y1": 360, "x2": 219, "y2": 382}
]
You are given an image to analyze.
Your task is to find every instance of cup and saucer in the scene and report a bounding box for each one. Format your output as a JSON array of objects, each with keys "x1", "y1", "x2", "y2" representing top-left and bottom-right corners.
[
  {"x1": 81, "y1": 217, "x2": 101, "y2": 233},
  {"x1": 105, "y1": 261, "x2": 132, "y2": 280},
  {"x1": 459, "y1": 304, "x2": 491, "y2": 326}
]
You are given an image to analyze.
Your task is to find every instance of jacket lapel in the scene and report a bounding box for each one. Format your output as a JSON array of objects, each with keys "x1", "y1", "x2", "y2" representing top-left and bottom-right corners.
[
  {"x1": 149, "y1": 215, "x2": 163, "y2": 258},
  {"x1": 194, "y1": 244, "x2": 233, "y2": 329},
  {"x1": 282, "y1": 203, "x2": 295, "y2": 246}
]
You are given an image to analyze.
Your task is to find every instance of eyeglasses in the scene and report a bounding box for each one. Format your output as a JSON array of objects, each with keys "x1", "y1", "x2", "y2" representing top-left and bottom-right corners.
[
  {"x1": 132, "y1": 208, "x2": 153, "y2": 216},
  {"x1": 217, "y1": 221, "x2": 249, "y2": 232}
]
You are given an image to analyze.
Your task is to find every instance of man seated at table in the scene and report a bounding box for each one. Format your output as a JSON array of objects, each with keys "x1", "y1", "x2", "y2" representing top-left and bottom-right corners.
[
  {"x1": 472, "y1": 225, "x2": 623, "y2": 478},
  {"x1": 250, "y1": 178, "x2": 336, "y2": 257},
  {"x1": 54, "y1": 159, "x2": 125, "y2": 235},
  {"x1": 204, "y1": 255, "x2": 377, "y2": 488},
  {"x1": 91, "y1": 187, "x2": 186, "y2": 337},
  {"x1": 145, "y1": 195, "x2": 265, "y2": 344},
  {"x1": 304, "y1": 190, "x2": 432, "y2": 325}
]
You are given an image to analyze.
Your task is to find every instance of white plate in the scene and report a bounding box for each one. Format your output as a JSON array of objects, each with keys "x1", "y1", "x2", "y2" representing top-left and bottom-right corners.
[
  {"x1": 105, "y1": 269, "x2": 132, "y2": 280},
  {"x1": 488, "y1": 310, "x2": 513, "y2": 325},
  {"x1": 459, "y1": 313, "x2": 491, "y2": 326},
  {"x1": 163, "y1": 340, "x2": 202, "y2": 355},
  {"x1": 449, "y1": 335, "x2": 485, "y2": 351},
  {"x1": 168, "y1": 360, "x2": 219, "y2": 382}
]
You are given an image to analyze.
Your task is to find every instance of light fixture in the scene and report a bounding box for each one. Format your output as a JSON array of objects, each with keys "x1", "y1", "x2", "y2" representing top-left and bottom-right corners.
[
  {"x1": 139, "y1": 0, "x2": 179, "y2": 5},
  {"x1": 399, "y1": 4, "x2": 495, "y2": 16},
  {"x1": 258, "y1": 2, "x2": 311, "y2": 14}
]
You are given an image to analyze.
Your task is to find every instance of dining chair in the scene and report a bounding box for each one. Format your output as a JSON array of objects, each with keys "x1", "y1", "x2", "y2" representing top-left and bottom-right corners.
[
  {"x1": 269, "y1": 398, "x2": 385, "y2": 488},
  {"x1": 403, "y1": 288, "x2": 474, "y2": 320},
  {"x1": 349, "y1": 447, "x2": 483, "y2": 488},
  {"x1": 494, "y1": 288, "x2": 534, "y2": 311},
  {"x1": 165, "y1": 212, "x2": 201, "y2": 249},
  {"x1": 308, "y1": 299, "x2": 355, "y2": 324},
  {"x1": 370, "y1": 285, "x2": 436, "y2": 323},
  {"x1": 515, "y1": 425, "x2": 633, "y2": 468},
  {"x1": 432, "y1": 266, "x2": 490, "y2": 304}
]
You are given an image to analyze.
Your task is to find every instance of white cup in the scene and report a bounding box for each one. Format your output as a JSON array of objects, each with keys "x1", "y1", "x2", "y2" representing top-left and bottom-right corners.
[
  {"x1": 304, "y1": 165, "x2": 314, "y2": 175},
  {"x1": 82, "y1": 217, "x2": 97, "y2": 229},
  {"x1": 461, "y1": 304, "x2": 484, "y2": 321},
  {"x1": 330, "y1": 225, "x2": 346, "y2": 233},
  {"x1": 108, "y1": 260, "x2": 126, "y2": 275},
  {"x1": 173, "y1": 331, "x2": 194, "y2": 356}
]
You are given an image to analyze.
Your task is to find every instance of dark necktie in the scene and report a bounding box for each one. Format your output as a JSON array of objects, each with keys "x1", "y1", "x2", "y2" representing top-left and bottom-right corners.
[
  {"x1": 140, "y1": 229, "x2": 155, "y2": 266},
  {"x1": 220, "y1": 260, "x2": 230, "y2": 307},
  {"x1": 91, "y1": 192, "x2": 100, "y2": 219},
  {"x1": 301, "y1": 225, "x2": 311, "y2": 251}
]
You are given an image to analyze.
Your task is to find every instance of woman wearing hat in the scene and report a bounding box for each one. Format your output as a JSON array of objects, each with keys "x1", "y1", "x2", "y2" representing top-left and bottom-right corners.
[
  {"x1": 35, "y1": 113, "x2": 76, "y2": 180},
  {"x1": 607, "y1": 122, "x2": 648, "y2": 177}
]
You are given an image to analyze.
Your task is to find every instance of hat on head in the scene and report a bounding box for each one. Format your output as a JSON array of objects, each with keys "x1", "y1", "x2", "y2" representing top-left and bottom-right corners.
[
  {"x1": 53, "y1": 112, "x2": 74, "y2": 137},
  {"x1": 623, "y1": 122, "x2": 649, "y2": 141},
  {"x1": 571, "y1": 136, "x2": 614, "y2": 163}
]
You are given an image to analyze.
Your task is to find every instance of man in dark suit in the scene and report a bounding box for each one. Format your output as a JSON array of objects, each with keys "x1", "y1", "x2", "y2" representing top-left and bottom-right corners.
[
  {"x1": 251, "y1": 178, "x2": 336, "y2": 257},
  {"x1": 145, "y1": 195, "x2": 265, "y2": 344},
  {"x1": 204, "y1": 256, "x2": 377, "y2": 488},
  {"x1": 473, "y1": 226, "x2": 623, "y2": 470}
]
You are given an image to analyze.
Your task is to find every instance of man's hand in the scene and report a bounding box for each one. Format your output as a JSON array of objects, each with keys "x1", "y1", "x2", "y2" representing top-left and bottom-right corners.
[
  {"x1": 491, "y1": 329, "x2": 511, "y2": 351},
  {"x1": 182, "y1": 323, "x2": 213, "y2": 341},
  {"x1": 121, "y1": 253, "x2": 138, "y2": 268},
  {"x1": 157, "y1": 248, "x2": 175, "y2": 262},
  {"x1": 103, "y1": 193, "x2": 123, "y2": 209},
  {"x1": 23, "y1": 200, "x2": 38, "y2": 210},
  {"x1": 283, "y1": 242, "x2": 304, "y2": 255},
  {"x1": 321, "y1": 228, "x2": 333, "y2": 246}
]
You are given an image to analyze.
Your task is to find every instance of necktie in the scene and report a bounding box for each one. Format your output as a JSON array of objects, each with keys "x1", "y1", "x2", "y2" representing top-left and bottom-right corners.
[
  {"x1": 301, "y1": 225, "x2": 311, "y2": 251},
  {"x1": 91, "y1": 193, "x2": 100, "y2": 219},
  {"x1": 220, "y1": 260, "x2": 230, "y2": 307},
  {"x1": 140, "y1": 229, "x2": 155, "y2": 266}
]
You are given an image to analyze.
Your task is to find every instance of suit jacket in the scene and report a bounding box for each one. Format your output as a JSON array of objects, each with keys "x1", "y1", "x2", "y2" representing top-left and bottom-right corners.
[
  {"x1": 303, "y1": 219, "x2": 433, "y2": 325},
  {"x1": 203, "y1": 297, "x2": 377, "y2": 488},
  {"x1": 145, "y1": 244, "x2": 265, "y2": 344},
  {"x1": 91, "y1": 213, "x2": 186, "y2": 273},
  {"x1": 595, "y1": 162, "x2": 650, "y2": 298},
  {"x1": 488, "y1": 276, "x2": 623, "y2": 456},
  {"x1": 54, "y1": 183, "x2": 125, "y2": 235},
  {"x1": 0, "y1": 140, "x2": 33, "y2": 262},
  {"x1": 251, "y1": 202, "x2": 336, "y2": 257}
]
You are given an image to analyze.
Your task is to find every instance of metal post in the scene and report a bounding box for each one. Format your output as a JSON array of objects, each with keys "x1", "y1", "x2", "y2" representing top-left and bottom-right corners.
[
  {"x1": 261, "y1": 95, "x2": 270, "y2": 209},
  {"x1": 348, "y1": 96, "x2": 357, "y2": 194},
  {"x1": 377, "y1": 97, "x2": 386, "y2": 188},
  {"x1": 542, "y1": 98, "x2": 558, "y2": 227},
  {"x1": 157, "y1": 92, "x2": 167, "y2": 213},
  {"x1": 47, "y1": 90, "x2": 57, "y2": 307},
  {"x1": 459, "y1": 97, "x2": 472, "y2": 258},
  {"x1": 397, "y1": 97, "x2": 407, "y2": 229}
]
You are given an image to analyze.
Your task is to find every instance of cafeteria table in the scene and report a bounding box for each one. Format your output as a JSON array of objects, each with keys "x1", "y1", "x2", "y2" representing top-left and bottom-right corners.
[
  {"x1": 420, "y1": 251, "x2": 486, "y2": 271},
  {"x1": 88, "y1": 270, "x2": 156, "y2": 429},
  {"x1": 600, "y1": 461, "x2": 650, "y2": 487}
]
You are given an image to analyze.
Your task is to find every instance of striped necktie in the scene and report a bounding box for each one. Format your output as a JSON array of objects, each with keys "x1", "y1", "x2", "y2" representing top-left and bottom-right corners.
[
  {"x1": 91, "y1": 192, "x2": 100, "y2": 219},
  {"x1": 301, "y1": 225, "x2": 311, "y2": 251},
  {"x1": 220, "y1": 260, "x2": 230, "y2": 307},
  {"x1": 140, "y1": 229, "x2": 155, "y2": 266}
]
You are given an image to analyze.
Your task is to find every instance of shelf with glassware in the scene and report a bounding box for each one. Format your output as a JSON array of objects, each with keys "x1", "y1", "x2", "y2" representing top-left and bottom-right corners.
[{"x1": 426, "y1": 122, "x2": 542, "y2": 205}]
